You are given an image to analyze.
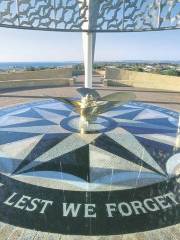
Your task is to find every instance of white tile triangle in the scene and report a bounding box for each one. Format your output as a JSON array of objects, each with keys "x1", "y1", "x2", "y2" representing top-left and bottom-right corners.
[
  {"x1": 18, "y1": 134, "x2": 88, "y2": 173},
  {"x1": 106, "y1": 128, "x2": 165, "y2": 175},
  {"x1": 36, "y1": 102, "x2": 70, "y2": 111},
  {"x1": 89, "y1": 144, "x2": 155, "y2": 174},
  {"x1": 0, "y1": 125, "x2": 70, "y2": 134},
  {"x1": 102, "y1": 109, "x2": 140, "y2": 118},
  {"x1": 135, "y1": 134, "x2": 176, "y2": 146},
  {"x1": 134, "y1": 109, "x2": 170, "y2": 121},
  {"x1": 0, "y1": 135, "x2": 43, "y2": 160},
  {"x1": 0, "y1": 115, "x2": 41, "y2": 127},
  {"x1": 34, "y1": 108, "x2": 66, "y2": 124},
  {"x1": 5, "y1": 107, "x2": 30, "y2": 116}
]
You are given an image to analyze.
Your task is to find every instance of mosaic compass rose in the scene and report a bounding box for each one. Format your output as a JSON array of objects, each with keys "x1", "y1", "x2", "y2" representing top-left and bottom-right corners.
[
  {"x1": 0, "y1": 89, "x2": 179, "y2": 235},
  {"x1": 0, "y1": 90, "x2": 179, "y2": 191}
]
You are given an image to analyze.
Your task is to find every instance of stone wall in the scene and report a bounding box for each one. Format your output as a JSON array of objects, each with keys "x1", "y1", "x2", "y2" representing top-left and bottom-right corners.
[
  {"x1": 0, "y1": 68, "x2": 72, "y2": 81},
  {"x1": 0, "y1": 68, "x2": 73, "y2": 89},
  {"x1": 94, "y1": 69, "x2": 105, "y2": 76},
  {"x1": 105, "y1": 67, "x2": 180, "y2": 92}
]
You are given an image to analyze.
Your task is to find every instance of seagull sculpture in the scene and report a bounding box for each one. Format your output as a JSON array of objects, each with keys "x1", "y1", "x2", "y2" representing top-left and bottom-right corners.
[{"x1": 52, "y1": 88, "x2": 136, "y2": 133}]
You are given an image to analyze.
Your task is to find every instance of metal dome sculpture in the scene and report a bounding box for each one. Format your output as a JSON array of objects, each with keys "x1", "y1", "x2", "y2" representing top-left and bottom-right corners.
[
  {"x1": 0, "y1": 0, "x2": 180, "y2": 88},
  {"x1": 0, "y1": 0, "x2": 179, "y2": 32}
]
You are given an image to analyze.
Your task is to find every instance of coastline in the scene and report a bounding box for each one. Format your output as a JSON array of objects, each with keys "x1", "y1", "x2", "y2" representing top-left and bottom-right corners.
[{"x1": 0, "y1": 62, "x2": 80, "y2": 72}]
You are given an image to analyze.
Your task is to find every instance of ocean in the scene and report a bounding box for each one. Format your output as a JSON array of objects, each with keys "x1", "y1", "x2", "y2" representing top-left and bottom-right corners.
[
  {"x1": 0, "y1": 61, "x2": 179, "y2": 71},
  {"x1": 0, "y1": 62, "x2": 80, "y2": 71}
]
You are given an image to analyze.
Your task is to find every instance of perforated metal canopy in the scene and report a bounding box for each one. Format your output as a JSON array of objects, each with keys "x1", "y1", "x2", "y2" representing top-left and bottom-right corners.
[
  {"x1": 0, "y1": 1, "x2": 180, "y2": 88},
  {"x1": 0, "y1": 0, "x2": 179, "y2": 32}
]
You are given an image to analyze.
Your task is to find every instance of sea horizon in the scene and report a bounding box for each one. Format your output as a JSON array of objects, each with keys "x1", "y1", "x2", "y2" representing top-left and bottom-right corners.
[
  {"x1": 0, "y1": 61, "x2": 81, "y2": 71},
  {"x1": 0, "y1": 60, "x2": 179, "y2": 71}
]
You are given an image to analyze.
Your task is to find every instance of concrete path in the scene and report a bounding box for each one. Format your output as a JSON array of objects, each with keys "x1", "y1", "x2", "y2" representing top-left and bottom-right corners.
[{"x1": 0, "y1": 75, "x2": 179, "y2": 111}]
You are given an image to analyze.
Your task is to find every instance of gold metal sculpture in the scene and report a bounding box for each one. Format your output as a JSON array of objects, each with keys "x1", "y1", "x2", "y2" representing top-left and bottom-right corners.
[{"x1": 53, "y1": 88, "x2": 136, "y2": 133}]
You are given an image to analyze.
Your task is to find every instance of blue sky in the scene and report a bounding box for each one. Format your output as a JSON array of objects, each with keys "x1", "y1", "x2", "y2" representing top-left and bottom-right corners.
[{"x1": 0, "y1": 27, "x2": 179, "y2": 62}]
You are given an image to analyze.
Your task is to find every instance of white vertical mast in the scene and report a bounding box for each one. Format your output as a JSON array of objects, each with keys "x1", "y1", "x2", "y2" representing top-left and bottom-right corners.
[
  {"x1": 80, "y1": 0, "x2": 99, "y2": 88},
  {"x1": 82, "y1": 32, "x2": 94, "y2": 88}
]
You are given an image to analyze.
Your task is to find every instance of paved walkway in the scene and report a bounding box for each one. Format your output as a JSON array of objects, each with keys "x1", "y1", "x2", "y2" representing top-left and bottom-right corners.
[
  {"x1": 0, "y1": 76, "x2": 179, "y2": 111},
  {"x1": 0, "y1": 76, "x2": 179, "y2": 239}
]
